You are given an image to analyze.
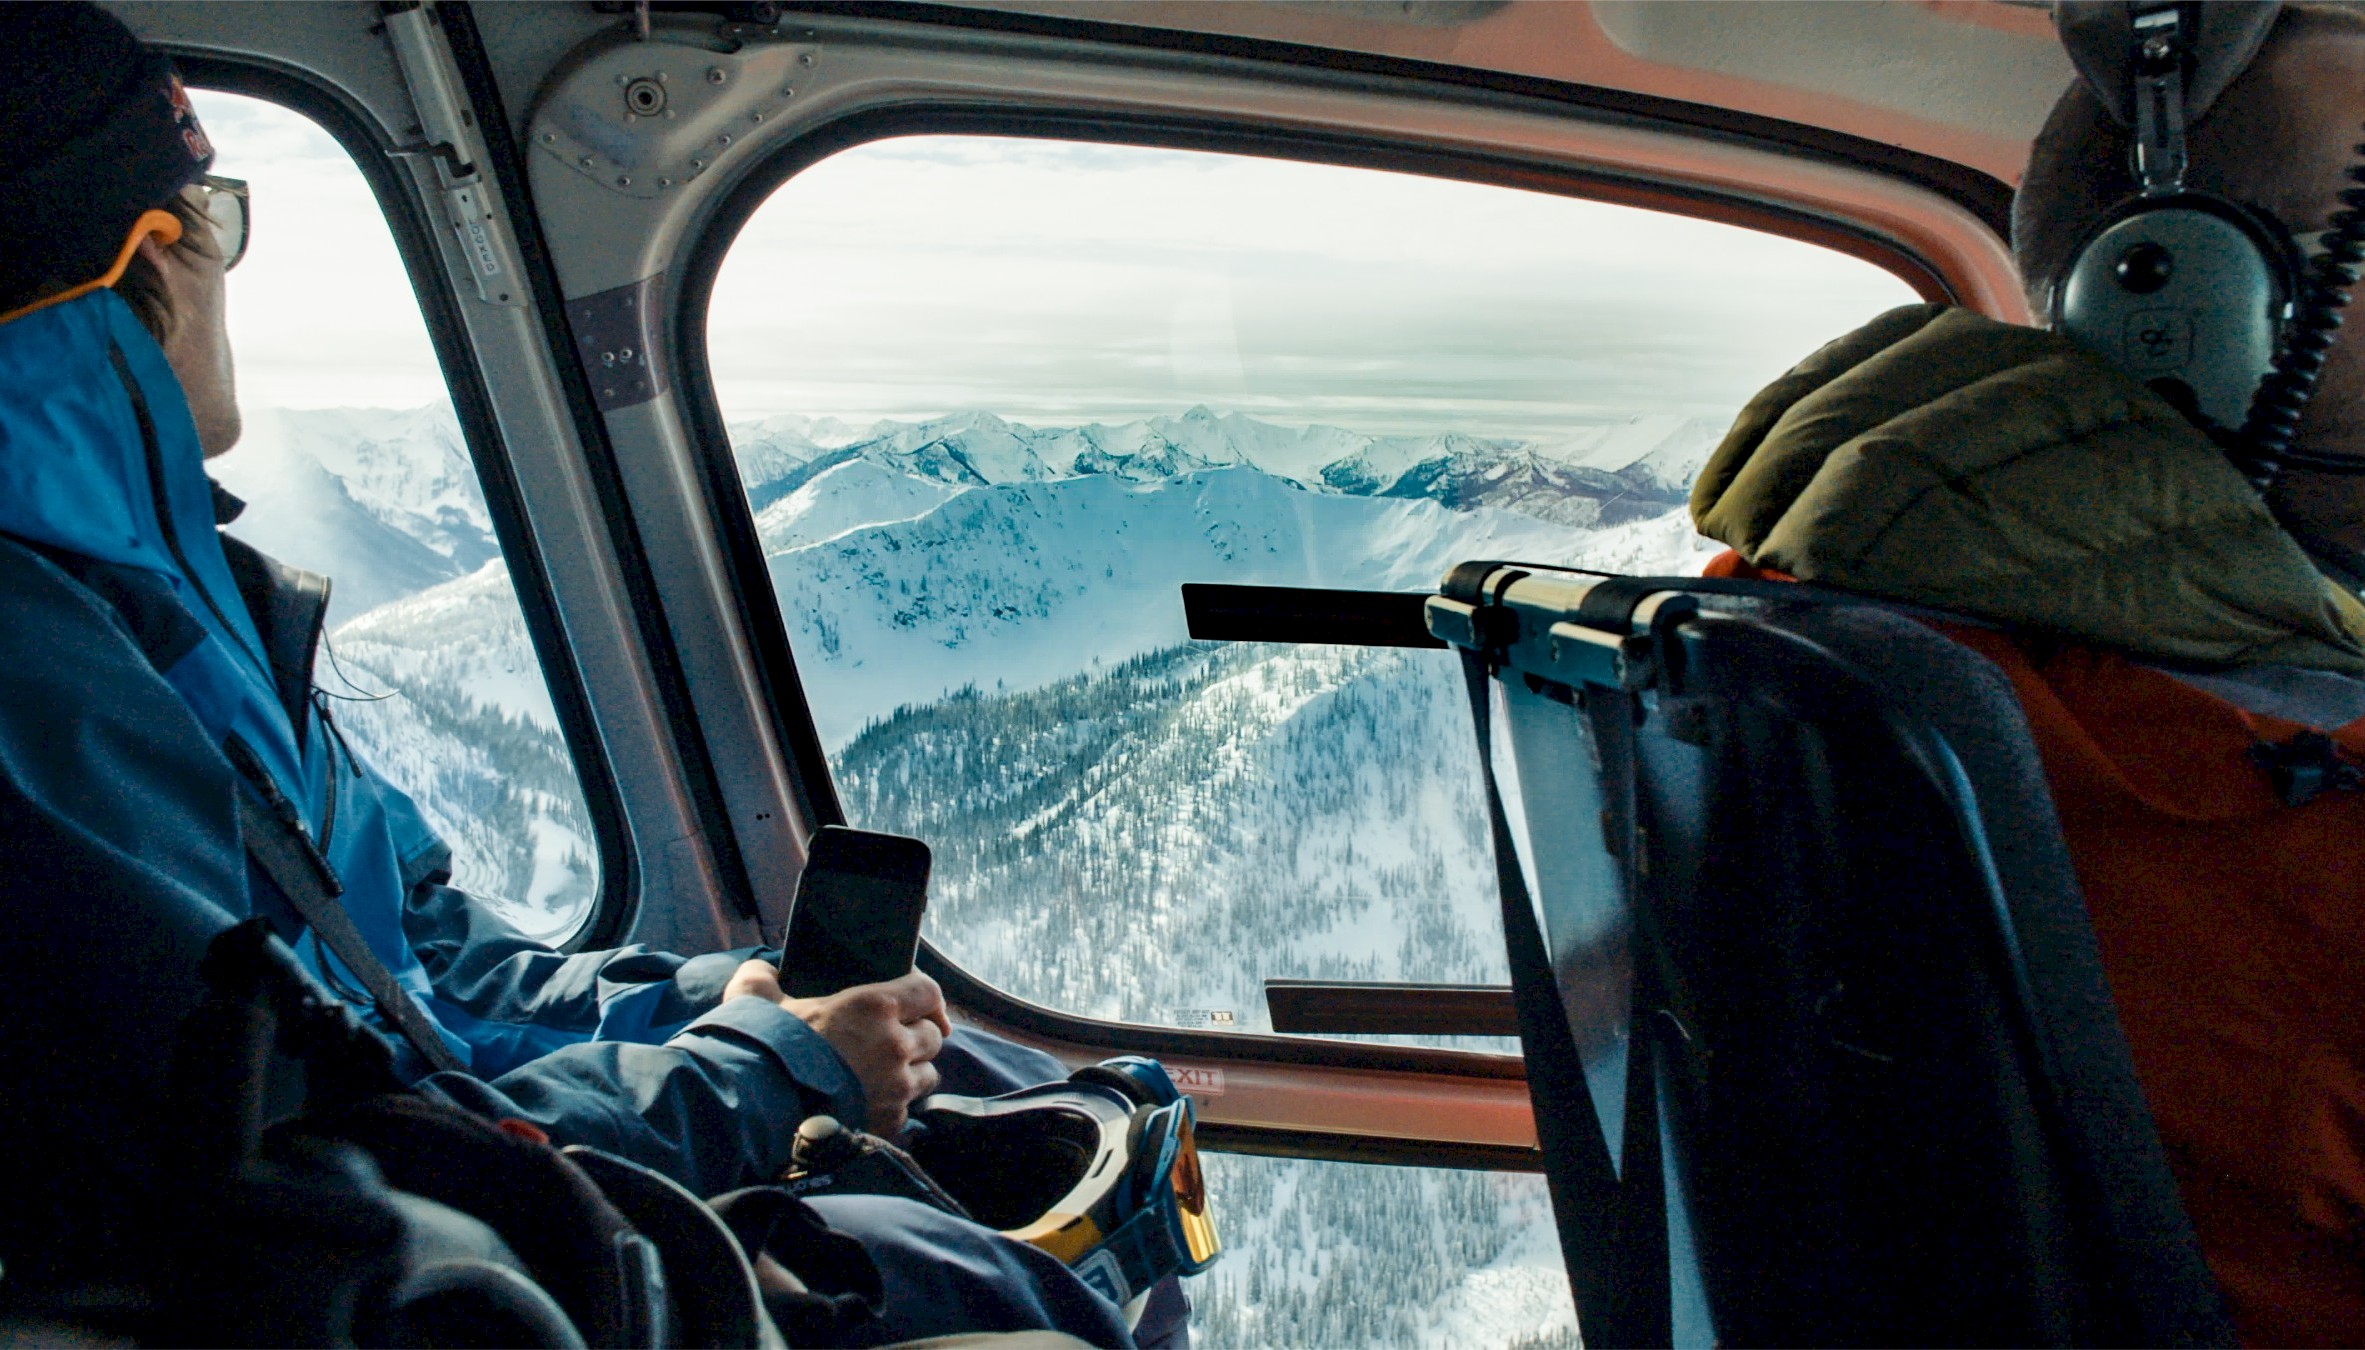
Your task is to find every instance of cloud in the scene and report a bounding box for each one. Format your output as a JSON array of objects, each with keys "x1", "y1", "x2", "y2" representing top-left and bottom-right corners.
[
  {"x1": 707, "y1": 135, "x2": 1919, "y2": 439},
  {"x1": 192, "y1": 92, "x2": 449, "y2": 411},
  {"x1": 191, "y1": 94, "x2": 1917, "y2": 443}
]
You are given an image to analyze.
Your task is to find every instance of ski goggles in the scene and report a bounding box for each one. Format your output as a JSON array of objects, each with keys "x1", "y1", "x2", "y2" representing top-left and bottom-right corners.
[{"x1": 907, "y1": 1057, "x2": 1222, "y2": 1308}]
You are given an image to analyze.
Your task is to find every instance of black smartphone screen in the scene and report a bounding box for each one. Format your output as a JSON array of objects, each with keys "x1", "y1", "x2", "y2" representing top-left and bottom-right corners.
[{"x1": 777, "y1": 826, "x2": 932, "y2": 998}]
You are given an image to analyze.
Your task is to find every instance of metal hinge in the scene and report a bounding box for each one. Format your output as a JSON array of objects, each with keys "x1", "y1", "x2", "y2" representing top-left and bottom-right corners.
[{"x1": 382, "y1": 2, "x2": 525, "y2": 307}]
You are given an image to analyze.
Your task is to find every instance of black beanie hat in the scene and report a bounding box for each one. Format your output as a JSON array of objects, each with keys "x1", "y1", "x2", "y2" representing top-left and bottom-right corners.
[{"x1": 0, "y1": 2, "x2": 215, "y2": 318}]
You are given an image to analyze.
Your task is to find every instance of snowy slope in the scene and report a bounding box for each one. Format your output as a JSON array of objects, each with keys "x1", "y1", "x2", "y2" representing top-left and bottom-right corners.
[
  {"x1": 754, "y1": 458, "x2": 971, "y2": 553},
  {"x1": 328, "y1": 560, "x2": 593, "y2": 939},
  {"x1": 770, "y1": 467, "x2": 1687, "y2": 747},
  {"x1": 214, "y1": 404, "x2": 497, "y2": 622},
  {"x1": 1537, "y1": 412, "x2": 1728, "y2": 493},
  {"x1": 732, "y1": 412, "x2": 876, "y2": 510}
]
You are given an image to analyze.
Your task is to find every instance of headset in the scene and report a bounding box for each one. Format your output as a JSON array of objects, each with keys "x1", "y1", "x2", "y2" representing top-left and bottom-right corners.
[{"x1": 2050, "y1": 1, "x2": 2365, "y2": 486}]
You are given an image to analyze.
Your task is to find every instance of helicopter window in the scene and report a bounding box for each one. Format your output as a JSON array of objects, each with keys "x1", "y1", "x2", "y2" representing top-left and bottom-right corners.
[
  {"x1": 191, "y1": 90, "x2": 604, "y2": 943},
  {"x1": 707, "y1": 134, "x2": 1920, "y2": 1037}
]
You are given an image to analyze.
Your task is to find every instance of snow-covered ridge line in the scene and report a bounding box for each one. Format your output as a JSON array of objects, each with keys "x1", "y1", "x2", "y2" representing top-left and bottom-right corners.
[{"x1": 729, "y1": 405, "x2": 1732, "y2": 532}]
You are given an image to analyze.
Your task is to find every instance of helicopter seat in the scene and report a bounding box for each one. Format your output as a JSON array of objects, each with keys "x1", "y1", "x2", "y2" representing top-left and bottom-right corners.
[{"x1": 1426, "y1": 565, "x2": 2234, "y2": 1348}]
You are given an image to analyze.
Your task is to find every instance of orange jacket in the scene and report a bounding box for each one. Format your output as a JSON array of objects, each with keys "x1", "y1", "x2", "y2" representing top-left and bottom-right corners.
[{"x1": 1704, "y1": 549, "x2": 2365, "y2": 1345}]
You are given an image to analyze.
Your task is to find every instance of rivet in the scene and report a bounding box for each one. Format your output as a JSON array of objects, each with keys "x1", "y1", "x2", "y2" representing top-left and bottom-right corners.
[
  {"x1": 579, "y1": 155, "x2": 594, "y2": 167},
  {"x1": 798, "y1": 52, "x2": 814, "y2": 66},
  {"x1": 781, "y1": 86, "x2": 795, "y2": 97},
  {"x1": 616, "y1": 175, "x2": 631, "y2": 186},
  {"x1": 619, "y1": 346, "x2": 635, "y2": 360},
  {"x1": 691, "y1": 158, "x2": 705, "y2": 169},
  {"x1": 707, "y1": 65, "x2": 728, "y2": 84},
  {"x1": 615, "y1": 72, "x2": 629, "y2": 85},
  {"x1": 541, "y1": 132, "x2": 556, "y2": 143},
  {"x1": 716, "y1": 132, "x2": 732, "y2": 146},
  {"x1": 750, "y1": 109, "x2": 764, "y2": 123},
  {"x1": 658, "y1": 177, "x2": 672, "y2": 188}
]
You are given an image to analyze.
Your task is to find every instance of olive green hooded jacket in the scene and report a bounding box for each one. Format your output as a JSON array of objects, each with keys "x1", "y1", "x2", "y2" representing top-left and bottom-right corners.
[{"x1": 1690, "y1": 302, "x2": 2365, "y2": 673}]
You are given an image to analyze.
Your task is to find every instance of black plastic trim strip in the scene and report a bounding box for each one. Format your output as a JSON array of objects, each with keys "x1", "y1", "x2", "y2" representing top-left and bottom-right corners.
[
  {"x1": 1196, "y1": 1122, "x2": 1544, "y2": 1174},
  {"x1": 168, "y1": 49, "x2": 641, "y2": 953},
  {"x1": 1183, "y1": 583, "x2": 1443, "y2": 649},
  {"x1": 1265, "y1": 979, "x2": 1519, "y2": 1038},
  {"x1": 440, "y1": 2, "x2": 764, "y2": 927}
]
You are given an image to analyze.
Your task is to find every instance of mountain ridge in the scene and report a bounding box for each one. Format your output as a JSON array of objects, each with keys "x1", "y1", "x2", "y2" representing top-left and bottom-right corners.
[{"x1": 728, "y1": 405, "x2": 1727, "y2": 532}]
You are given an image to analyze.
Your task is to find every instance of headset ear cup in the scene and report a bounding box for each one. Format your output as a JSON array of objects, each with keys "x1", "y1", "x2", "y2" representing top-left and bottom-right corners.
[
  {"x1": 2052, "y1": 189, "x2": 2303, "y2": 432},
  {"x1": 2053, "y1": 191, "x2": 2303, "y2": 328}
]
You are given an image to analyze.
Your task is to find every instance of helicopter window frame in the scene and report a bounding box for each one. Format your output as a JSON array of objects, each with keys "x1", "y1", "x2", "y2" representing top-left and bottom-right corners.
[
  {"x1": 170, "y1": 53, "x2": 641, "y2": 953},
  {"x1": 670, "y1": 95, "x2": 1974, "y2": 1085}
]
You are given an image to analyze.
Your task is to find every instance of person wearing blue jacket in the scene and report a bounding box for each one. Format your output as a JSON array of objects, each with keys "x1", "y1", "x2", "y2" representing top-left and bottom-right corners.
[{"x1": 0, "y1": 7, "x2": 1166, "y2": 1345}]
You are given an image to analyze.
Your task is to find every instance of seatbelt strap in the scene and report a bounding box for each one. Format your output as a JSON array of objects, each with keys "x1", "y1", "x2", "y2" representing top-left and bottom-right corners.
[
  {"x1": 1459, "y1": 648, "x2": 1672, "y2": 1347},
  {"x1": 223, "y1": 735, "x2": 468, "y2": 1076}
]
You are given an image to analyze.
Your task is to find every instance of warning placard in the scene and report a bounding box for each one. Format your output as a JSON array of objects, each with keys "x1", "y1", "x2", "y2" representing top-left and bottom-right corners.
[{"x1": 1171, "y1": 1008, "x2": 1238, "y2": 1029}]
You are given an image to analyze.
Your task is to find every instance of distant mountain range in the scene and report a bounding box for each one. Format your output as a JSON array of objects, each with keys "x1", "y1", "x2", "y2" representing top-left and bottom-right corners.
[
  {"x1": 731, "y1": 405, "x2": 1723, "y2": 534},
  {"x1": 214, "y1": 401, "x2": 1723, "y2": 627}
]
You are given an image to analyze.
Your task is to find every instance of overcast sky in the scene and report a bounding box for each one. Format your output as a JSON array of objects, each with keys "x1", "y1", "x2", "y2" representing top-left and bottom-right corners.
[{"x1": 200, "y1": 90, "x2": 1917, "y2": 444}]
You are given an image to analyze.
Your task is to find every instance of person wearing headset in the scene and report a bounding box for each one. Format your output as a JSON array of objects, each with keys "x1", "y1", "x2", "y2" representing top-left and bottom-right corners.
[
  {"x1": 0, "y1": 7, "x2": 1193, "y2": 1344},
  {"x1": 1689, "y1": 4, "x2": 2364, "y2": 1342}
]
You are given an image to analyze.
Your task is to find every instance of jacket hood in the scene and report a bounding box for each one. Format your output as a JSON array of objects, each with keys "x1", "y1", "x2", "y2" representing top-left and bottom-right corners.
[{"x1": 1691, "y1": 303, "x2": 2365, "y2": 673}]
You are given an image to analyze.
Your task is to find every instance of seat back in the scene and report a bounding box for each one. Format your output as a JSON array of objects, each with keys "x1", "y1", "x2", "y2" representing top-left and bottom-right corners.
[{"x1": 1428, "y1": 568, "x2": 2230, "y2": 1348}]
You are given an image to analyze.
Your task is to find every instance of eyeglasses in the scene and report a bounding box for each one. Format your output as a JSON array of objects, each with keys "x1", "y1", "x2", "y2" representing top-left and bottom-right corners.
[{"x1": 189, "y1": 174, "x2": 250, "y2": 271}]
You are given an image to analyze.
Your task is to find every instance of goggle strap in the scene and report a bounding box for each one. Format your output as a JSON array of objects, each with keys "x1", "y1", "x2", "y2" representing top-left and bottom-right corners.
[{"x1": 1075, "y1": 1189, "x2": 1204, "y2": 1307}]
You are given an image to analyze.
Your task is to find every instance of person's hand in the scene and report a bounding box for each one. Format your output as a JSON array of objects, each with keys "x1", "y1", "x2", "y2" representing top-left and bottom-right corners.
[{"x1": 725, "y1": 961, "x2": 951, "y2": 1134}]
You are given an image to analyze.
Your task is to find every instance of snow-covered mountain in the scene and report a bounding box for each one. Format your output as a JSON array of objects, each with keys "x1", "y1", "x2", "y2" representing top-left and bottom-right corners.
[
  {"x1": 774, "y1": 467, "x2": 1716, "y2": 746},
  {"x1": 215, "y1": 405, "x2": 497, "y2": 623},
  {"x1": 326, "y1": 559, "x2": 593, "y2": 941},
  {"x1": 753, "y1": 457, "x2": 970, "y2": 554}
]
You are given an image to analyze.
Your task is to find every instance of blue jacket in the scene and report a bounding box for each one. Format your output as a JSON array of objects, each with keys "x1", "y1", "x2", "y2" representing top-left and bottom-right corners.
[{"x1": 0, "y1": 292, "x2": 866, "y2": 1228}]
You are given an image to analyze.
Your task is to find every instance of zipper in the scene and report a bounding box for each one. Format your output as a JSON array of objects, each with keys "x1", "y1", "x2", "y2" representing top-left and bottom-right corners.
[{"x1": 118, "y1": 342, "x2": 349, "y2": 858}]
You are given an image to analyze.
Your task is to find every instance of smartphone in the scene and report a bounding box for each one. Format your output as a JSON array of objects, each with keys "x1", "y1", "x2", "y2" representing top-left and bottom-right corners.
[{"x1": 777, "y1": 826, "x2": 932, "y2": 998}]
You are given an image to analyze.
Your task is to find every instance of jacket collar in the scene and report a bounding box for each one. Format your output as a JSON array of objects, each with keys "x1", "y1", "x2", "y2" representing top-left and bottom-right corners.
[{"x1": 0, "y1": 289, "x2": 307, "y2": 795}]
